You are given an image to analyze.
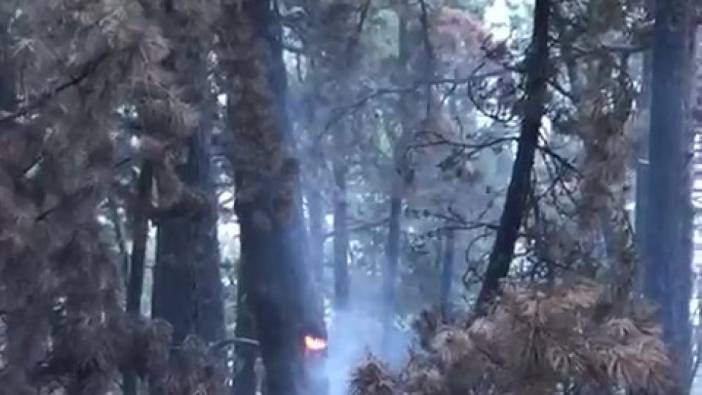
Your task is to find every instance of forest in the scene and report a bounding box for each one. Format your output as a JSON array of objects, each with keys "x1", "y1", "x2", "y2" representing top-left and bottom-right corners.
[{"x1": 0, "y1": 0, "x2": 700, "y2": 394}]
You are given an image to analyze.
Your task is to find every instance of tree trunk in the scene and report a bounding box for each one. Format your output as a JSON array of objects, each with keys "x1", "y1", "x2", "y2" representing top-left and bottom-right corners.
[
  {"x1": 644, "y1": 0, "x2": 695, "y2": 391},
  {"x1": 474, "y1": 0, "x2": 550, "y2": 315},
  {"x1": 232, "y1": 246, "x2": 257, "y2": 395},
  {"x1": 151, "y1": 0, "x2": 225, "y2": 350},
  {"x1": 634, "y1": 0, "x2": 654, "y2": 293},
  {"x1": 382, "y1": 7, "x2": 413, "y2": 346},
  {"x1": 382, "y1": 195, "x2": 402, "y2": 339},
  {"x1": 152, "y1": 128, "x2": 225, "y2": 345},
  {"x1": 332, "y1": 127, "x2": 350, "y2": 310},
  {"x1": 124, "y1": 161, "x2": 153, "y2": 395},
  {"x1": 439, "y1": 229, "x2": 455, "y2": 321},
  {"x1": 307, "y1": 183, "x2": 325, "y2": 285},
  {"x1": 223, "y1": 2, "x2": 327, "y2": 394},
  {"x1": 126, "y1": 163, "x2": 153, "y2": 316}
]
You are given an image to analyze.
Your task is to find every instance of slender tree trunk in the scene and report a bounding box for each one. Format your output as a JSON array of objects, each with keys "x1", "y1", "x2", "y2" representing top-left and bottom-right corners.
[
  {"x1": 223, "y1": 2, "x2": 327, "y2": 394},
  {"x1": 644, "y1": 0, "x2": 695, "y2": 391},
  {"x1": 474, "y1": 0, "x2": 550, "y2": 315},
  {"x1": 332, "y1": 127, "x2": 350, "y2": 309},
  {"x1": 635, "y1": 0, "x2": 654, "y2": 293},
  {"x1": 124, "y1": 161, "x2": 153, "y2": 395},
  {"x1": 126, "y1": 163, "x2": 153, "y2": 316},
  {"x1": 305, "y1": 97, "x2": 325, "y2": 285},
  {"x1": 382, "y1": 8, "x2": 412, "y2": 346},
  {"x1": 107, "y1": 196, "x2": 130, "y2": 284},
  {"x1": 689, "y1": 26, "x2": 702, "y2": 393},
  {"x1": 382, "y1": 195, "x2": 402, "y2": 338},
  {"x1": 307, "y1": 182, "x2": 325, "y2": 284},
  {"x1": 232, "y1": 245, "x2": 257, "y2": 395},
  {"x1": 439, "y1": 229, "x2": 455, "y2": 320}
]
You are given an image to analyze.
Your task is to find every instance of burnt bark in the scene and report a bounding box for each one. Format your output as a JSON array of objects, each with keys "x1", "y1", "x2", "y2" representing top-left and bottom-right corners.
[
  {"x1": 474, "y1": 0, "x2": 550, "y2": 315},
  {"x1": 644, "y1": 0, "x2": 695, "y2": 391},
  {"x1": 223, "y1": 2, "x2": 327, "y2": 394}
]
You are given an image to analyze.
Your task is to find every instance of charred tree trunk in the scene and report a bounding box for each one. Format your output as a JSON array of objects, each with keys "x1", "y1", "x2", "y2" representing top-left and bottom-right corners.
[
  {"x1": 644, "y1": 0, "x2": 695, "y2": 391},
  {"x1": 124, "y1": 161, "x2": 153, "y2": 395},
  {"x1": 439, "y1": 229, "x2": 455, "y2": 320},
  {"x1": 474, "y1": 0, "x2": 550, "y2": 315},
  {"x1": 223, "y1": 2, "x2": 327, "y2": 394}
]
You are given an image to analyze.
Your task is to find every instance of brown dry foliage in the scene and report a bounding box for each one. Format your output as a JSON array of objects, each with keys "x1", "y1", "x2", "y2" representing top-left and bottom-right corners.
[
  {"x1": 352, "y1": 279, "x2": 672, "y2": 395},
  {"x1": 0, "y1": 0, "x2": 225, "y2": 393}
]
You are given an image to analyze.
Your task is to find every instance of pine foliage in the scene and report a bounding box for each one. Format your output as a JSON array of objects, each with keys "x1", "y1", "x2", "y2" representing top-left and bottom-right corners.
[
  {"x1": 352, "y1": 279, "x2": 672, "y2": 395},
  {"x1": 0, "y1": 0, "x2": 225, "y2": 393}
]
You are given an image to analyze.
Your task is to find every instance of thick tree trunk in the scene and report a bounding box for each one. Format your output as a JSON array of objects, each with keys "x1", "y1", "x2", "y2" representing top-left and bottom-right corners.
[
  {"x1": 474, "y1": 0, "x2": 550, "y2": 315},
  {"x1": 223, "y1": 2, "x2": 327, "y2": 394},
  {"x1": 152, "y1": 128, "x2": 225, "y2": 345},
  {"x1": 151, "y1": 0, "x2": 225, "y2": 351},
  {"x1": 439, "y1": 229, "x2": 455, "y2": 320},
  {"x1": 644, "y1": 0, "x2": 695, "y2": 391},
  {"x1": 124, "y1": 161, "x2": 153, "y2": 395}
]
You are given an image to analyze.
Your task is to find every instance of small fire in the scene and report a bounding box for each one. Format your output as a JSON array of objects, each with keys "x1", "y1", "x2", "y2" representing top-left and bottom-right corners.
[{"x1": 303, "y1": 335, "x2": 327, "y2": 352}]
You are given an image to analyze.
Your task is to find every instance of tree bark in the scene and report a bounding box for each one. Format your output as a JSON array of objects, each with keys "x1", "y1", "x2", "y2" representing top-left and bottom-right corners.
[
  {"x1": 223, "y1": 2, "x2": 327, "y2": 394},
  {"x1": 474, "y1": 0, "x2": 550, "y2": 315},
  {"x1": 644, "y1": 0, "x2": 695, "y2": 391}
]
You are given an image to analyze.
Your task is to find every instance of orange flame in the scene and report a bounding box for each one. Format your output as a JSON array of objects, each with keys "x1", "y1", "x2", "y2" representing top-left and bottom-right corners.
[{"x1": 304, "y1": 335, "x2": 327, "y2": 351}]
